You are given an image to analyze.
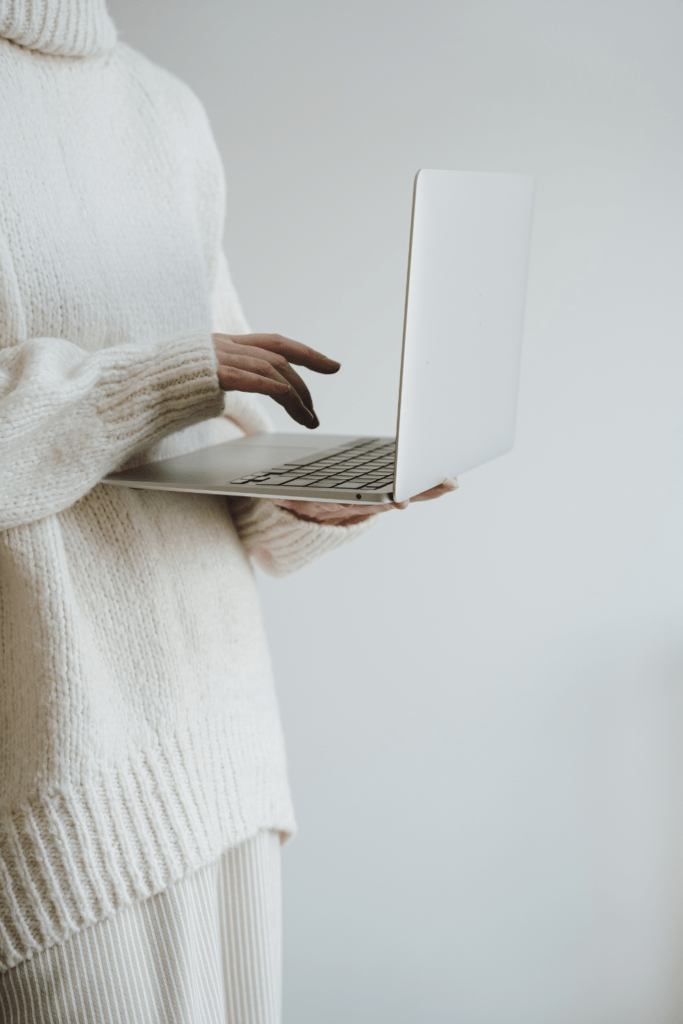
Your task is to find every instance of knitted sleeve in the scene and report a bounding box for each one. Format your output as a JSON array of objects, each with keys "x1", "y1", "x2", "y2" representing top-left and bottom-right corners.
[
  {"x1": 210, "y1": 249, "x2": 377, "y2": 577},
  {"x1": 0, "y1": 329, "x2": 224, "y2": 530},
  {"x1": 227, "y1": 495, "x2": 376, "y2": 577}
]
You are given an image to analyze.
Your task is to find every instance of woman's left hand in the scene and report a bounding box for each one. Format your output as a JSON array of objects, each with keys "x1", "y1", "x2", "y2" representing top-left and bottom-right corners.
[{"x1": 271, "y1": 478, "x2": 458, "y2": 526}]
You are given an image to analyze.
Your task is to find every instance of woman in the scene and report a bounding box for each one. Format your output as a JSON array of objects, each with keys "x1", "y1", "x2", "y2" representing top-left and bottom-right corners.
[{"x1": 0, "y1": 0, "x2": 453, "y2": 1019}]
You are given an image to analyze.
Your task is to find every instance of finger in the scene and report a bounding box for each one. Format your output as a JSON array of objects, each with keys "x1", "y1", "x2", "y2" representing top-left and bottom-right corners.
[
  {"x1": 223, "y1": 343, "x2": 316, "y2": 418},
  {"x1": 271, "y1": 500, "x2": 350, "y2": 517},
  {"x1": 408, "y1": 478, "x2": 458, "y2": 502},
  {"x1": 271, "y1": 498, "x2": 388, "y2": 526},
  {"x1": 218, "y1": 354, "x2": 319, "y2": 428},
  {"x1": 214, "y1": 333, "x2": 340, "y2": 375},
  {"x1": 217, "y1": 365, "x2": 291, "y2": 397}
]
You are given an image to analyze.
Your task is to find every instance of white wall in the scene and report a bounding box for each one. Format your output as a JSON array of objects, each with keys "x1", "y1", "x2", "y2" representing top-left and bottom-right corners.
[{"x1": 111, "y1": 1, "x2": 683, "y2": 1020}]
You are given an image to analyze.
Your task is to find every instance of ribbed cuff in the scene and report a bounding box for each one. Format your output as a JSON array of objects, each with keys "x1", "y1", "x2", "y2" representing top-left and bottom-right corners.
[
  {"x1": 97, "y1": 329, "x2": 225, "y2": 461},
  {"x1": 230, "y1": 497, "x2": 378, "y2": 578}
]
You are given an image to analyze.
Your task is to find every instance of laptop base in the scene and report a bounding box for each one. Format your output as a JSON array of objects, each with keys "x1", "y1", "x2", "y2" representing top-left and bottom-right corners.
[{"x1": 103, "y1": 433, "x2": 395, "y2": 505}]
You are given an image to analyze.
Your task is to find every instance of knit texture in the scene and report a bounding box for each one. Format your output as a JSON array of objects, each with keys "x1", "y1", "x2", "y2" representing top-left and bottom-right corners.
[
  {"x1": 0, "y1": 0, "x2": 115, "y2": 56},
  {"x1": 0, "y1": 1, "x2": 370, "y2": 970}
]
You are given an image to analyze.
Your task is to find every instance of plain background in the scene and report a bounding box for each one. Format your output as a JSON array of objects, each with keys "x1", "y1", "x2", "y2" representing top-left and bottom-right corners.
[{"x1": 111, "y1": 2, "x2": 683, "y2": 1021}]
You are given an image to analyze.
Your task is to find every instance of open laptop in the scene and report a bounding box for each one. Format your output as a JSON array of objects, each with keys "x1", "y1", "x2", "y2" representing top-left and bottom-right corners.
[{"x1": 103, "y1": 169, "x2": 535, "y2": 505}]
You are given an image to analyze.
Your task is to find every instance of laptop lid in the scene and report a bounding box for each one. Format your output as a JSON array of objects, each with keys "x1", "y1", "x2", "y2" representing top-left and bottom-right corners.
[{"x1": 393, "y1": 169, "x2": 535, "y2": 502}]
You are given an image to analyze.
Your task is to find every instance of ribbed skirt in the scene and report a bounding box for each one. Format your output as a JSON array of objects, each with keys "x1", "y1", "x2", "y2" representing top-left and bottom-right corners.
[{"x1": 0, "y1": 829, "x2": 282, "y2": 1024}]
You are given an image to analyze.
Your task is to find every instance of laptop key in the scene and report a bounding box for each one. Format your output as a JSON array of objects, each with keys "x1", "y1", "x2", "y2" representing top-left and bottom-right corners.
[{"x1": 278, "y1": 477, "x2": 323, "y2": 487}]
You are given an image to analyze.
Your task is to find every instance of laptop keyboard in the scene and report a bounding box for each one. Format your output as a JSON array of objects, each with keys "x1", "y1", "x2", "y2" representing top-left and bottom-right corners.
[{"x1": 230, "y1": 438, "x2": 396, "y2": 492}]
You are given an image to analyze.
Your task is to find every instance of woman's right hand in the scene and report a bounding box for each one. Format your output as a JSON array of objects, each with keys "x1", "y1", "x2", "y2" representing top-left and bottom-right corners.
[{"x1": 212, "y1": 333, "x2": 341, "y2": 429}]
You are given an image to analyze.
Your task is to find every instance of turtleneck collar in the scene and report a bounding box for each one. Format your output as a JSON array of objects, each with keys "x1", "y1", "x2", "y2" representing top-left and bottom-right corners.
[{"x1": 0, "y1": 0, "x2": 116, "y2": 57}]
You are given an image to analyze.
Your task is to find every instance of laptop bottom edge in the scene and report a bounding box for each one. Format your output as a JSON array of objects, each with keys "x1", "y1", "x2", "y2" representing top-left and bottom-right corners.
[{"x1": 101, "y1": 478, "x2": 394, "y2": 504}]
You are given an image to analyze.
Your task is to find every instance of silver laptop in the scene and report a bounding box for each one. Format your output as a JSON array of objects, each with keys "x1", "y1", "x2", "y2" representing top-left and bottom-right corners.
[{"x1": 104, "y1": 169, "x2": 535, "y2": 505}]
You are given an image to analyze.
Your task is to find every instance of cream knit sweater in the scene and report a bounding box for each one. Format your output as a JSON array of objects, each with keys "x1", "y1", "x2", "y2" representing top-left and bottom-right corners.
[{"x1": 0, "y1": 0, "x2": 369, "y2": 970}]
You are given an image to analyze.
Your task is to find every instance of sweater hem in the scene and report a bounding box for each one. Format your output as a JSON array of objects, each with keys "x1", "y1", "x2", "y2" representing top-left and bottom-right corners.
[{"x1": 0, "y1": 720, "x2": 295, "y2": 971}]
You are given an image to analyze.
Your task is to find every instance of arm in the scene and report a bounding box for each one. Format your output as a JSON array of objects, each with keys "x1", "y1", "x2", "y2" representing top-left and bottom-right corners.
[
  {"x1": 0, "y1": 329, "x2": 223, "y2": 530},
  {"x1": 227, "y1": 494, "x2": 376, "y2": 577}
]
